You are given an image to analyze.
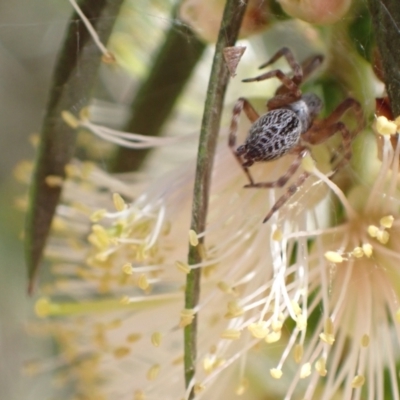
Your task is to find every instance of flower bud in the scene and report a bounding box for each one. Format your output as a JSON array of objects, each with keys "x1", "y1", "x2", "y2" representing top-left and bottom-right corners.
[
  {"x1": 278, "y1": 0, "x2": 351, "y2": 24},
  {"x1": 180, "y1": 0, "x2": 270, "y2": 43}
]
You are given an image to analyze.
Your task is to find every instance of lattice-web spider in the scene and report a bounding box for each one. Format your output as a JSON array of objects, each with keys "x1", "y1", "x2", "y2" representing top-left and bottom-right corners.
[{"x1": 229, "y1": 47, "x2": 364, "y2": 223}]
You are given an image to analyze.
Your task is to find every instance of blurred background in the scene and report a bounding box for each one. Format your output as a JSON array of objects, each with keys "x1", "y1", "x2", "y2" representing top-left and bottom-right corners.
[
  {"x1": 0, "y1": 1, "x2": 71, "y2": 399},
  {"x1": 0, "y1": 0, "x2": 375, "y2": 398},
  {"x1": 0, "y1": 1, "x2": 176, "y2": 398}
]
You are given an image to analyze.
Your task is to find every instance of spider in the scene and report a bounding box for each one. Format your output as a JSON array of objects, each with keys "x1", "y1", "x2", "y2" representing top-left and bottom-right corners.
[{"x1": 228, "y1": 47, "x2": 364, "y2": 223}]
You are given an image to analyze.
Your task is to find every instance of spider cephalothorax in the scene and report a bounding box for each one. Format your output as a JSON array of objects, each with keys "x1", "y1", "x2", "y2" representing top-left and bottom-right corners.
[{"x1": 228, "y1": 47, "x2": 364, "y2": 222}]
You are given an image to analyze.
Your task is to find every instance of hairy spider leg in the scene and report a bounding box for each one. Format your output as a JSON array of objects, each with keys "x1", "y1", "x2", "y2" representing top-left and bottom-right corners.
[
  {"x1": 243, "y1": 48, "x2": 305, "y2": 110},
  {"x1": 244, "y1": 146, "x2": 309, "y2": 188},
  {"x1": 262, "y1": 171, "x2": 311, "y2": 223},
  {"x1": 275, "y1": 54, "x2": 324, "y2": 97},
  {"x1": 242, "y1": 146, "x2": 311, "y2": 223},
  {"x1": 228, "y1": 97, "x2": 260, "y2": 185},
  {"x1": 306, "y1": 98, "x2": 364, "y2": 142},
  {"x1": 243, "y1": 69, "x2": 301, "y2": 100},
  {"x1": 258, "y1": 47, "x2": 302, "y2": 86},
  {"x1": 303, "y1": 98, "x2": 364, "y2": 173}
]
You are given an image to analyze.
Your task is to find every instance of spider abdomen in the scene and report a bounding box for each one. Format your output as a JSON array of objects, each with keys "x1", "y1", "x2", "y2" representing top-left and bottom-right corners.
[{"x1": 240, "y1": 108, "x2": 301, "y2": 162}]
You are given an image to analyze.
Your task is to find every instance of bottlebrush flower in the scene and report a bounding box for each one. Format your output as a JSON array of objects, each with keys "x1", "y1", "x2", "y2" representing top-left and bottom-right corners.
[{"x1": 31, "y1": 93, "x2": 400, "y2": 400}]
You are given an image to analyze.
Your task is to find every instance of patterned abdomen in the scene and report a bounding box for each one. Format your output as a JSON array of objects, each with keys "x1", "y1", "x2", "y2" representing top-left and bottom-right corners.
[{"x1": 241, "y1": 109, "x2": 301, "y2": 162}]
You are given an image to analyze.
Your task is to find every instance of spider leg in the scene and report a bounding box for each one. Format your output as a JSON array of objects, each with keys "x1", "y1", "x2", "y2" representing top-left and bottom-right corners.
[
  {"x1": 263, "y1": 172, "x2": 311, "y2": 223},
  {"x1": 301, "y1": 54, "x2": 324, "y2": 81},
  {"x1": 242, "y1": 69, "x2": 301, "y2": 100},
  {"x1": 276, "y1": 54, "x2": 324, "y2": 95},
  {"x1": 306, "y1": 98, "x2": 364, "y2": 144},
  {"x1": 243, "y1": 48, "x2": 306, "y2": 108},
  {"x1": 308, "y1": 121, "x2": 355, "y2": 176},
  {"x1": 242, "y1": 146, "x2": 311, "y2": 223},
  {"x1": 228, "y1": 97, "x2": 260, "y2": 185},
  {"x1": 303, "y1": 98, "x2": 364, "y2": 173},
  {"x1": 244, "y1": 147, "x2": 309, "y2": 188},
  {"x1": 258, "y1": 47, "x2": 302, "y2": 84},
  {"x1": 266, "y1": 93, "x2": 300, "y2": 111}
]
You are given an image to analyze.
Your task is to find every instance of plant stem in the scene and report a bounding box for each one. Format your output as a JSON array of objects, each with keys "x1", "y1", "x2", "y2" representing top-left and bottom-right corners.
[
  {"x1": 368, "y1": 0, "x2": 400, "y2": 116},
  {"x1": 110, "y1": 4, "x2": 206, "y2": 172},
  {"x1": 184, "y1": 0, "x2": 248, "y2": 396},
  {"x1": 25, "y1": 0, "x2": 124, "y2": 294}
]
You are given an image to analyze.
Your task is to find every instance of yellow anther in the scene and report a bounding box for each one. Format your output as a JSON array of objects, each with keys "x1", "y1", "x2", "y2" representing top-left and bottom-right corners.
[
  {"x1": 270, "y1": 368, "x2": 283, "y2": 379},
  {"x1": 64, "y1": 163, "x2": 80, "y2": 178},
  {"x1": 296, "y1": 315, "x2": 307, "y2": 330},
  {"x1": 220, "y1": 329, "x2": 241, "y2": 340},
  {"x1": 380, "y1": 215, "x2": 394, "y2": 228},
  {"x1": 113, "y1": 193, "x2": 126, "y2": 211},
  {"x1": 122, "y1": 263, "x2": 133, "y2": 275},
  {"x1": 361, "y1": 334, "x2": 370, "y2": 347},
  {"x1": 202, "y1": 355, "x2": 225, "y2": 373},
  {"x1": 179, "y1": 309, "x2": 195, "y2": 328},
  {"x1": 362, "y1": 243, "x2": 373, "y2": 257},
  {"x1": 146, "y1": 364, "x2": 160, "y2": 381},
  {"x1": 134, "y1": 390, "x2": 145, "y2": 400},
  {"x1": 367, "y1": 225, "x2": 379, "y2": 238},
  {"x1": 34, "y1": 297, "x2": 51, "y2": 318},
  {"x1": 351, "y1": 375, "x2": 365, "y2": 388},
  {"x1": 315, "y1": 357, "x2": 327, "y2": 376},
  {"x1": 235, "y1": 378, "x2": 249, "y2": 395},
  {"x1": 61, "y1": 110, "x2": 80, "y2": 129},
  {"x1": 272, "y1": 228, "x2": 283, "y2": 241},
  {"x1": 376, "y1": 115, "x2": 397, "y2": 136},
  {"x1": 324, "y1": 251, "x2": 344, "y2": 263},
  {"x1": 248, "y1": 322, "x2": 269, "y2": 339},
  {"x1": 294, "y1": 344, "x2": 303, "y2": 363},
  {"x1": 138, "y1": 274, "x2": 149, "y2": 290},
  {"x1": 225, "y1": 301, "x2": 244, "y2": 319},
  {"x1": 151, "y1": 332, "x2": 162, "y2": 347},
  {"x1": 352, "y1": 247, "x2": 364, "y2": 258},
  {"x1": 126, "y1": 333, "x2": 141, "y2": 343},
  {"x1": 320, "y1": 333, "x2": 335, "y2": 345},
  {"x1": 377, "y1": 230, "x2": 390, "y2": 244},
  {"x1": 79, "y1": 107, "x2": 90, "y2": 120},
  {"x1": 271, "y1": 320, "x2": 283, "y2": 332},
  {"x1": 45, "y1": 175, "x2": 64, "y2": 188},
  {"x1": 113, "y1": 346, "x2": 130, "y2": 358},
  {"x1": 291, "y1": 301, "x2": 302, "y2": 315},
  {"x1": 189, "y1": 229, "x2": 199, "y2": 246},
  {"x1": 265, "y1": 330, "x2": 281, "y2": 343},
  {"x1": 300, "y1": 363, "x2": 311, "y2": 378},
  {"x1": 175, "y1": 260, "x2": 190, "y2": 274},
  {"x1": 202, "y1": 356, "x2": 214, "y2": 373},
  {"x1": 51, "y1": 216, "x2": 66, "y2": 232},
  {"x1": 217, "y1": 281, "x2": 235, "y2": 295},
  {"x1": 90, "y1": 209, "x2": 107, "y2": 222},
  {"x1": 319, "y1": 318, "x2": 335, "y2": 344},
  {"x1": 194, "y1": 383, "x2": 205, "y2": 394},
  {"x1": 172, "y1": 355, "x2": 184, "y2": 366},
  {"x1": 91, "y1": 224, "x2": 110, "y2": 248}
]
